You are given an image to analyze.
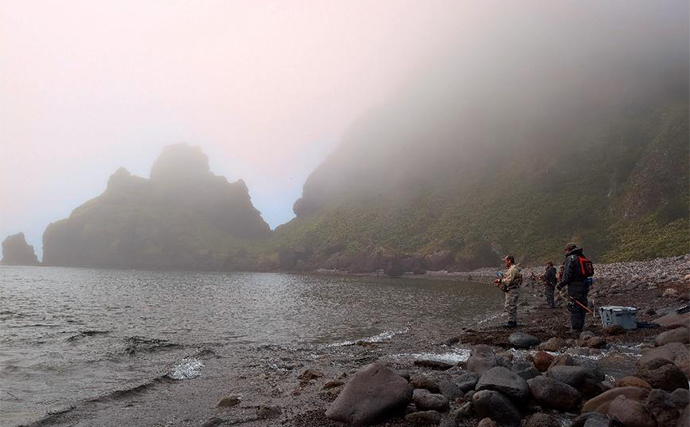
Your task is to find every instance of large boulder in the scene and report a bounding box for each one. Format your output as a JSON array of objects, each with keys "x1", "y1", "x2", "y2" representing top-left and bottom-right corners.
[
  {"x1": 533, "y1": 351, "x2": 555, "y2": 372},
  {"x1": 607, "y1": 395, "x2": 656, "y2": 427},
  {"x1": 528, "y1": 376, "x2": 581, "y2": 411},
  {"x1": 508, "y1": 332, "x2": 541, "y2": 349},
  {"x1": 438, "y1": 380, "x2": 464, "y2": 401},
  {"x1": 549, "y1": 354, "x2": 574, "y2": 369},
  {"x1": 412, "y1": 389, "x2": 449, "y2": 411},
  {"x1": 671, "y1": 388, "x2": 690, "y2": 407},
  {"x1": 467, "y1": 345, "x2": 497, "y2": 375},
  {"x1": 639, "y1": 343, "x2": 688, "y2": 366},
  {"x1": 472, "y1": 390, "x2": 522, "y2": 427},
  {"x1": 646, "y1": 388, "x2": 688, "y2": 427},
  {"x1": 325, "y1": 362, "x2": 412, "y2": 425},
  {"x1": 539, "y1": 337, "x2": 566, "y2": 352},
  {"x1": 476, "y1": 367, "x2": 530, "y2": 400},
  {"x1": 516, "y1": 366, "x2": 541, "y2": 381},
  {"x1": 653, "y1": 312, "x2": 690, "y2": 330},
  {"x1": 582, "y1": 387, "x2": 651, "y2": 413},
  {"x1": 478, "y1": 418, "x2": 498, "y2": 427},
  {"x1": 655, "y1": 327, "x2": 689, "y2": 346},
  {"x1": 547, "y1": 365, "x2": 590, "y2": 388},
  {"x1": 678, "y1": 404, "x2": 690, "y2": 427},
  {"x1": 404, "y1": 410, "x2": 442, "y2": 425},
  {"x1": 455, "y1": 372, "x2": 480, "y2": 392},
  {"x1": 575, "y1": 357, "x2": 605, "y2": 381},
  {"x1": 616, "y1": 376, "x2": 652, "y2": 389},
  {"x1": 525, "y1": 413, "x2": 560, "y2": 427},
  {"x1": 636, "y1": 358, "x2": 689, "y2": 392},
  {"x1": 571, "y1": 412, "x2": 612, "y2": 427},
  {"x1": 583, "y1": 337, "x2": 607, "y2": 349},
  {"x1": 410, "y1": 374, "x2": 440, "y2": 393}
]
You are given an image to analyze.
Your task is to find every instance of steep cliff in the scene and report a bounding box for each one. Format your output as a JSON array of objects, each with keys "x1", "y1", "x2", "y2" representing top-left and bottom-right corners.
[
  {"x1": 42, "y1": 144, "x2": 271, "y2": 270},
  {"x1": 274, "y1": 4, "x2": 689, "y2": 271},
  {"x1": 1, "y1": 233, "x2": 40, "y2": 266}
]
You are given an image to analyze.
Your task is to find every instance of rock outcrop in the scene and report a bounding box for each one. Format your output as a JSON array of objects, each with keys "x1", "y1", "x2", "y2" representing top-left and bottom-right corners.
[
  {"x1": 325, "y1": 362, "x2": 412, "y2": 425},
  {"x1": 42, "y1": 144, "x2": 271, "y2": 271},
  {"x1": 1, "y1": 233, "x2": 40, "y2": 266}
]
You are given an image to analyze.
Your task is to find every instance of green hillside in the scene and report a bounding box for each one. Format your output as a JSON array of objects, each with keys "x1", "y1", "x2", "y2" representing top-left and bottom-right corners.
[
  {"x1": 273, "y1": 101, "x2": 688, "y2": 271},
  {"x1": 271, "y1": 10, "x2": 690, "y2": 271}
]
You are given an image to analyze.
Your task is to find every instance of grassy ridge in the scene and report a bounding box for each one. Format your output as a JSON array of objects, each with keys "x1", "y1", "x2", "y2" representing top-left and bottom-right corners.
[{"x1": 271, "y1": 102, "x2": 689, "y2": 267}]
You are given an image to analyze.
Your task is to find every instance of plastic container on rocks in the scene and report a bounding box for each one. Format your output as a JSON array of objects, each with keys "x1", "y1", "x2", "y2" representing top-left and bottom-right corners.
[{"x1": 599, "y1": 306, "x2": 637, "y2": 329}]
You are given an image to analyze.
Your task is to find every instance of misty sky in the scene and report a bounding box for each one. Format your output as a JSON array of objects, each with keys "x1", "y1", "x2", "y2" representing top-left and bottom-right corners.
[
  {"x1": 1, "y1": 1, "x2": 687, "y2": 257},
  {"x1": 0, "y1": 0, "x2": 473, "y2": 255}
]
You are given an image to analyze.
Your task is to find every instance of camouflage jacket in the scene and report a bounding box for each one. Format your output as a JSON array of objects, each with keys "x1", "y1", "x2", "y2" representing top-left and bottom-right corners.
[{"x1": 500, "y1": 264, "x2": 522, "y2": 291}]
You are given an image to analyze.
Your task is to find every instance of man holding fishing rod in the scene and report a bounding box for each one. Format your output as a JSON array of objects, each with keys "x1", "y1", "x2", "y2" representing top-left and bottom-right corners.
[
  {"x1": 493, "y1": 255, "x2": 522, "y2": 328},
  {"x1": 557, "y1": 242, "x2": 595, "y2": 333}
]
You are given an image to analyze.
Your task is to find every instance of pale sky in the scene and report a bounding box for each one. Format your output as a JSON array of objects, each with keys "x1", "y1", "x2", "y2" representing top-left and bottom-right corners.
[
  {"x1": 0, "y1": 0, "x2": 470, "y2": 255},
  {"x1": 1, "y1": 1, "x2": 685, "y2": 257}
]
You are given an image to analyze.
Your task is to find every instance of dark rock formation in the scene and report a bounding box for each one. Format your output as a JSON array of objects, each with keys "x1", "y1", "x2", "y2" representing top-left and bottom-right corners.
[
  {"x1": 582, "y1": 387, "x2": 651, "y2": 413},
  {"x1": 471, "y1": 390, "x2": 522, "y2": 427},
  {"x1": 528, "y1": 376, "x2": 581, "y2": 411},
  {"x1": 508, "y1": 332, "x2": 541, "y2": 349},
  {"x1": 636, "y1": 358, "x2": 689, "y2": 392},
  {"x1": 467, "y1": 345, "x2": 497, "y2": 375},
  {"x1": 1, "y1": 233, "x2": 39, "y2": 265},
  {"x1": 455, "y1": 372, "x2": 480, "y2": 392},
  {"x1": 42, "y1": 144, "x2": 271, "y2": 270},
  {"x1": 325, "y1": 362, "x2": 412, "y2": 425},
  {"x1": 607, "y1": 395, "x2": 656, "y2": 427},
  {"x1": 412, "y1": 389, "x2": 449, "y2": 411},
  {"x1": 475, "y1": 366, "x2": 530, "y2": 401}
]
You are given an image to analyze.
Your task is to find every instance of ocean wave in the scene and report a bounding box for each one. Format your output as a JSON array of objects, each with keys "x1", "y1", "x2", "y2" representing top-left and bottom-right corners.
[
  {"x1": 66, "y1": 330, "x2": 110, "y2": 341},
  {"x1": 168, "y1": 358, "x2": 204, "y2": 380},
  {"x1": 323, "y1": 328, "x2": 409, "y2": 348},
  {"x1": 87, "y1": 375, "x2": 174, "y2": 403},
  {"x1": 123, "y1": 336, "x2": 183, "y2": 355},
  {"x1": 390, "y1": 348, "x2": 472, "y2": 364}
]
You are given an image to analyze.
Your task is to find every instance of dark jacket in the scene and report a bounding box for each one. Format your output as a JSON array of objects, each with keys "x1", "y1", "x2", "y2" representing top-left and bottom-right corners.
[
  {"x1": 544, "y1": 266, "x2": 557, "y2": 286},
  {"x1": 558, "y1": 247, "x2": 585, "y2": 289}
]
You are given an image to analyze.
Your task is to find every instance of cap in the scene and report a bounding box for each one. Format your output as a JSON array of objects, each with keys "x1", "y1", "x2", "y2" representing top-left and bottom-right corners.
[{"x1": 564, "y1": 242, "x2": 578, "y2": 251}]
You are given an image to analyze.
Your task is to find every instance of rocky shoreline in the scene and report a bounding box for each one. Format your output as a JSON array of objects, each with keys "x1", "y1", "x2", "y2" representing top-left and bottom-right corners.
[{"x1": 277, "y1": 255, "x2": 690, "y2": 427}]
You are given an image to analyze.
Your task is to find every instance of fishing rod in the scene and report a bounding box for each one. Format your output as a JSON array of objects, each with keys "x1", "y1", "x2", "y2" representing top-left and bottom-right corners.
[
  {"x1": 567, "y1": 294, "x2": 595, "y2": 315},
  {"x1": 497, "y1": 271, "x2": 597, "y2": 316}
]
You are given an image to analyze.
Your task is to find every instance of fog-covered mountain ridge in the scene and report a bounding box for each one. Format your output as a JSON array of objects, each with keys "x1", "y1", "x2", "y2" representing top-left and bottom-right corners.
[{"x1": 272, "y1": 3, "x2": 690, "y2": 272}]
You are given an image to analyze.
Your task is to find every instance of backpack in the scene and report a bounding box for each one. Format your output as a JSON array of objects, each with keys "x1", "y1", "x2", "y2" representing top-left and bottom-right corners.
[{"x1": 577, "y1": 255, "x2": 594, "y2": 278}]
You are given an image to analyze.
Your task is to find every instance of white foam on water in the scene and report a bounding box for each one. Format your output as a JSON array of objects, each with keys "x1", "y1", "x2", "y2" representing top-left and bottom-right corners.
[
  {"x1": 323, "y1": 328, "x2": 408, "y2": 348},
  {"x1": 477, "y1": 312, "x2": 503, "y2": 324},
  {"x1": 391, "y1": 348, "x2": 472, "y2": 364},
  {"x1": 168, "y1": 358, "x2": 204, "y2": 380}
]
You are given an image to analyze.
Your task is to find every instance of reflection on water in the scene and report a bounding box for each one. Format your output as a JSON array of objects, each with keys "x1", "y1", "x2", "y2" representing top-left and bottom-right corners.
[{"x1": 0, "y1": 266, "x2": 501, "y2": 426}]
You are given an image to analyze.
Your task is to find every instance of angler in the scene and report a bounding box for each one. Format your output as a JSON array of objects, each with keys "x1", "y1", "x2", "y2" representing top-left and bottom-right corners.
[
  {"x1": 557, "y1": 242, "x2": 594, "y2": 333},
  {"x1": 494, "y1": 255, "x2": 522, "y2": 328},
  {"x1": 542, "y1": 261, "x2": 557, "y2": 309}
]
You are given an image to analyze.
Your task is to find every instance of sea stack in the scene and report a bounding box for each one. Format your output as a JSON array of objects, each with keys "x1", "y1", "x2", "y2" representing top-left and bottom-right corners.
[
  {"x1": 1, "y1": 233, "x2": 40, "y2": 266},
  {"x1": 42, "y1": 143, "x2": 271, "y2": 270}
]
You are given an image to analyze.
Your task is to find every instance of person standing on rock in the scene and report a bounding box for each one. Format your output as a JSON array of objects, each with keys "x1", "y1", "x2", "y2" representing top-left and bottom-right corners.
[
  {"x1": 494, "y1": 255, "x2": 522, "y2": 328},
  {"x1": 543, "y1": 261, "x2": 557, "y2": 308},
  {"x1": 557, "y1": 242, "x2": 594, "y2": 333}
]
